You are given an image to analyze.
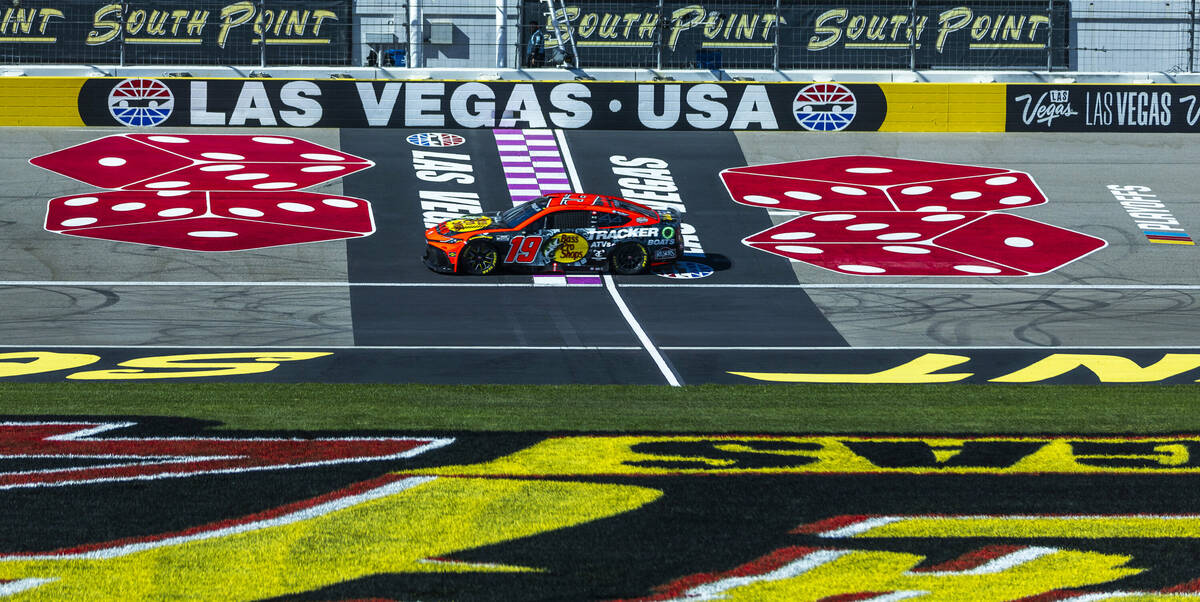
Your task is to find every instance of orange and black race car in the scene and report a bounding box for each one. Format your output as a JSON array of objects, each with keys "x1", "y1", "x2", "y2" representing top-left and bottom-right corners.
[{"x1": 423, "y1": 192, "x2": 684, "y2": 275}]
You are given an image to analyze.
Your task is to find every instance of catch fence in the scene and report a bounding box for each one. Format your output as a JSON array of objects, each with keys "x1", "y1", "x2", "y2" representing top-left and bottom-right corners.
[{"x1": 0, "y1": 0, "x2": 1193, "y2": 71}]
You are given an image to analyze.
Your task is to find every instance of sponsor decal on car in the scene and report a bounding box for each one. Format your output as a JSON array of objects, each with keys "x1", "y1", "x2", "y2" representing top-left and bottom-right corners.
[
  {"x1": 443, "y1": 215, "x2": 494, "y2": 233},
  {"x1": 546, "y1": 232, "x2": 589, "y2": 263}
]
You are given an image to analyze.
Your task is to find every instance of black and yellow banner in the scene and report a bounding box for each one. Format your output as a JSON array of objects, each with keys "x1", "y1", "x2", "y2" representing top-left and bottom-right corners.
[
  {"x1": 525, "y1": 0, "x2": 1069, "y2": 69},
  {"x1": 0, "y1": 0, "x2": 350, "y2": 65}
]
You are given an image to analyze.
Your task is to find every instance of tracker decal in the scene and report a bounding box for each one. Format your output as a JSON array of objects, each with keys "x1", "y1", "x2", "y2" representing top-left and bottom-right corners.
[
  {"x1": 1108, "y1": 184, "x2": 1196, "y2": 245},
  {"x1": 494, "y1": 129, "x2": 572, "y2": 206},
  {"x1": 29, "y1": 134, "x2": 375, "y2": 252},
  {"x1": 722, "y1": 156, "x2": 1107, "y2": 276}
]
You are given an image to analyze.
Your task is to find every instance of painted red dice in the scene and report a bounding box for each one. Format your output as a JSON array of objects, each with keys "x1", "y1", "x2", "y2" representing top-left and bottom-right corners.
[
  {"x1": 31, "y1": 133, "x2": 373, "y2": 192},
  {"x1": 743, "y1": 211, "x2": 1106, "y2": 276},
  {"x1": 720, "y1": 156, "x2": 1046, "y2": 213},
  {"x1": 45, "y1": 190, "x2": 374, "y2": 252}
]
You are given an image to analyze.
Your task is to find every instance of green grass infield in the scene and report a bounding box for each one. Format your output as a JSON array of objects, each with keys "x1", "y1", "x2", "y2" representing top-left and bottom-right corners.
[{"x1": 0, "y1": 382, "x2": 1195, "y2": 433}]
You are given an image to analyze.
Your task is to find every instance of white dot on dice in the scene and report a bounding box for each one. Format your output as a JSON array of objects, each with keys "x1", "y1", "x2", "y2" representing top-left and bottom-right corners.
[
  {"x1": 830, "y1": 186, "x2": 867, "y2": 196},
  {"x1": 846, "y1": 223, "x2": 888, "y2": 231},
  {"x1": 883, "y1": 245, "x2": 931, "y2": 254},
  {"x1": 877, "y1": 232, "x2": 922, "y2": 241},
  {"x1": 201, "y1": 153, "x2": 245, "y2": 161},
  {"x1": 954, "y1": 265, "x2": 1002, "y2": 274},
  {"x1": 840, "y1": 265, "x2": 887, "y2": 274},
  {"x1": 301, "y1": 153, "x2": 345, "y2": 161},
  {"x1": 98, "y1": 157, "x2": 126, "y2": 167},
  {"x1": 188, "y1": 231, "x2": 239, "y2": 238},
  {"x1": 785, "y1": 191, "x2": 822, "y2": 201},
  {"x1": 278, "y1": 202, "x2": 315, "y2": 213},
  {"x1": 743, "y1": 195, "x2": 779, "y2": 205},
  {"x1": 777, "y1": 245, "x2": 823, "y2": 254},
  {"x1": 771, "y1": 232, "x2": 814, "y2": 240}
]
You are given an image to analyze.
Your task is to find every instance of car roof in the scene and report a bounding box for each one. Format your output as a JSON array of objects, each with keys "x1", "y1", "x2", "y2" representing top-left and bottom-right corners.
[{"x1": 545, "y1": 193, "x2": 614, "y2": 209}]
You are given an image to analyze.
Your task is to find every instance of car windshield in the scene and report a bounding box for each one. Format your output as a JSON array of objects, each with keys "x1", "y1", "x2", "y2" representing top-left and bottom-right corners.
[
  {"x1": 498, "y1": 197, "x2": 549, "y2": 226},
  {"x1": 610, "y1": 198, "x2": 657, "y2": 218}
]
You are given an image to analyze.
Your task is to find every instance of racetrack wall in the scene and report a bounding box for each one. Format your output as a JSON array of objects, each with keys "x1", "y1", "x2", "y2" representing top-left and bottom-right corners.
[{"x1": 8, "y1": 77, "x2": 1200, "y2": 385}]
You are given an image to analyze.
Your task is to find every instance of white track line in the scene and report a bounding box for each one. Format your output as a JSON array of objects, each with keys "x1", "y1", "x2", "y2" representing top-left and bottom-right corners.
[
  {"x1": 4, "y1": 281, "x2": 1200, "y2": 291},
  {"x1": 554, "y1": 128, "x2": 681, "y2": 387},
  {"x1": 605, "y1": 274, "x2": 681, "y2": 386}
]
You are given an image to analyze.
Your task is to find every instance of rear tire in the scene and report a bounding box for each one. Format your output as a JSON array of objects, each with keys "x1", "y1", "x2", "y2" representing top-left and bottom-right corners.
[
  {"x1": 610, "y1": 243, "x2": 649, "y2": 275},
  {"x1": 459, "y1": 240, "x2": 499, "y2": 275}
]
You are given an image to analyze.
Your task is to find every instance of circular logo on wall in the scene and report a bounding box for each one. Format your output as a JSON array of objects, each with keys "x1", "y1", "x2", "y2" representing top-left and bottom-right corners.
[
  {"x1": 406, "y1": 133, "x2": 466, "y2": 147},
  {"x1": 654, "y1": 260, "x2": 714, "y2": 279},
  {"x1": 793, "y1": 83, "x2": 857, "y2": 132},
  {"x1": 108, "y1": 78, "x2": 174, "y2": 127}
]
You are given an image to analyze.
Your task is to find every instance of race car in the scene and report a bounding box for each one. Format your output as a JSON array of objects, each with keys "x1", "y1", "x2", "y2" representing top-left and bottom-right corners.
[{"x1": 423, "y1": 192, "x2": 684, "y2": 275}]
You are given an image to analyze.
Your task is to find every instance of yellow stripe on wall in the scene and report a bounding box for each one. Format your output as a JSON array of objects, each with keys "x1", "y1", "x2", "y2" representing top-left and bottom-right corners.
[
  {"x1": 878, "y1": 83, "x2": 1006, "y2": 132},
  {"x1": 0, "y1": 77, "x2": 85, "y2": 126}
]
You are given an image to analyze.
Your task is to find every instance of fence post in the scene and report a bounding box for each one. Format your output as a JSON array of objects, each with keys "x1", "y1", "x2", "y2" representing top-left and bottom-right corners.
[
  {"x1": 772, "y1": 0, "x2": 780, "y2": 70},
  {"x1": 118, "y1": 0, "x2": 125, "y2": 67},
  {"x1": 1046, "y1": 0, "x2": 1053, "y2": 71},
  {"x1": 909, "y1": 0, "x2": 916, "y2": 70},
  {"x1": 1191, "y1": 0, "x2": 1197, "y2": 72},
  {"x1": 259, "y1": 0, "x2": 266, "y2": 67},
  {"x1": 656, "y1": 0, "x2": 664, "y2": 71}
]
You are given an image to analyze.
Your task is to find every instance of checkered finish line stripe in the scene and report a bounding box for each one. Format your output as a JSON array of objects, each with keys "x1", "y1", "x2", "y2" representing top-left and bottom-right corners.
[{"x1": 494, "y1": 129, "x2": 572, "y2": 206}]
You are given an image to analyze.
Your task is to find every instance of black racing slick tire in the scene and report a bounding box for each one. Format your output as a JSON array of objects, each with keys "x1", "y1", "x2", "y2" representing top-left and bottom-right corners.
[
  {"x1": 459, "y1": 240, "x2": 499, "y2": 275},
  {"x1": 610, "y1": 243, "x2": 649, "y2": 275}
]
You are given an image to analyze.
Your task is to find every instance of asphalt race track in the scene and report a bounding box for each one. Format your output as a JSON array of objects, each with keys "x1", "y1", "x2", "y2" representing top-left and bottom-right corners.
[{"x1": 5, "y1": 126, "x2": 1200, "y2": 384}]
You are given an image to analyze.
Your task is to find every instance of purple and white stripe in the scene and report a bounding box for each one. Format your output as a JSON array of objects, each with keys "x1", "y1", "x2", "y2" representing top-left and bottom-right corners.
[{"x1": 494, "y1": 129, "x2": 573, "y2": 206}]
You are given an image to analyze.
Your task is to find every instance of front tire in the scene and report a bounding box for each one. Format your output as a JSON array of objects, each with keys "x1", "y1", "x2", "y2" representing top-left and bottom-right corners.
[
  {"x1": 610, "y1": 243, "x2": 649, "y2": 275},
  {"x1": 459, "y1": 240, "x2": 499, "y2": 275}
]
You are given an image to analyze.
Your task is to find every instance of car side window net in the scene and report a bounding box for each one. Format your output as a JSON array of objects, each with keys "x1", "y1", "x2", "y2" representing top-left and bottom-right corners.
[
  {"x1": 548, "y1": 210, "x2": 592, "y2": 230},
  {"x1": 596, "y1": 212, "x2": 630, "y2": 228}
]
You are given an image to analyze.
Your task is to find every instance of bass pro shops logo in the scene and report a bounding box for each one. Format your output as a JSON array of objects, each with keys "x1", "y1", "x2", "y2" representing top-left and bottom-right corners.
[
  {"x1": 793, "y1": 83, "x2": 857, "y2": 132},
  {"x1": 107, "y1": 78, "x2": 174, "y2": 127}
]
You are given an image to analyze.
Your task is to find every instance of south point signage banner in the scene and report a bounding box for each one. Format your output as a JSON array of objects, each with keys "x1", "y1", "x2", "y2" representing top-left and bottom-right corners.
[
  {"x1": 0, "y1": 0, "x2": 350, "y2": 65},
  {"x1": 527, "y1": 1, "x2": 1069, "y2": 69}
]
